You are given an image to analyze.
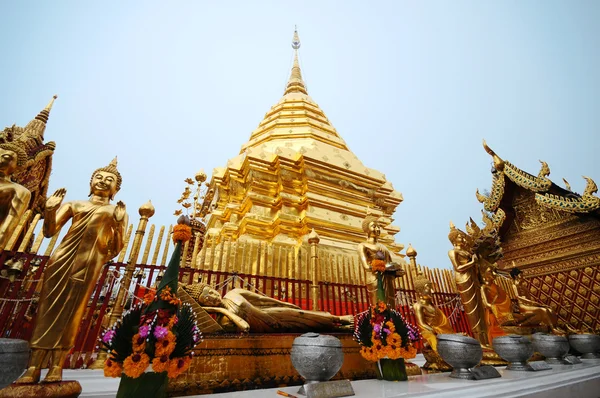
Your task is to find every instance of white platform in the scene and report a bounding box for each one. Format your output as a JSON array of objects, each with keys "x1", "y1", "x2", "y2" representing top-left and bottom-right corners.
[{"x1": 64, "y1": 357, "x2": 600, "y2": 398}]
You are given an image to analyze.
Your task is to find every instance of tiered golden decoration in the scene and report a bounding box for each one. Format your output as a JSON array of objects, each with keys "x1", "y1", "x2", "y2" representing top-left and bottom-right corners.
[{"x1": 198, "y1": 28, "x2": 406, "y2": 270}]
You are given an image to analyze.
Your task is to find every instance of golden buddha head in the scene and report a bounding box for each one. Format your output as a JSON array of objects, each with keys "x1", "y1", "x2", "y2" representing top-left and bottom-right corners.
[
  {"x1": 185, "y1": 282, "x2": 222, "y2": 307},
  {"x1": 0, "y1": 140, "x2": 27, "y2": 177},
  {"x1": 481, "y1": 264, "x2": 498, "y2": 283},
  {"x1": 89, "y1": 157, "x2": 122, "y2": 200},
  {"x1": 362, "y1": 215, "x2": 381, "y2": 238},
  {"x1": 414, "y1": 275, "x2": 433, "y2": 297},
  {"x1": 448, "y1": 222, "x2": 471, "y2": 248}
]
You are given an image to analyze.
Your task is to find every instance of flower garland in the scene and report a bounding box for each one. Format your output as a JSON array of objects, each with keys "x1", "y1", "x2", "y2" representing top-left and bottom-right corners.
[
  {"x1": 101, "y1": 217, "x2": 202, "y2": 380},
  {"x1": 354, "y1": 251, "x2": 420, "y2": 362}
]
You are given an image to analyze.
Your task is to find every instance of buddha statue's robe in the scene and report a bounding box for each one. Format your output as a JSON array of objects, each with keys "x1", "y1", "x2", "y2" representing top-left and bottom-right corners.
[
  {"x1": 30, "y1": 200, "x2": 126, "y2": 350},
  {"x1": 360, "y1": 242, "x2": 398, "y2": 308},
  {"x1": 414, "y1": 303, "x2": 454, "y2": 352}
]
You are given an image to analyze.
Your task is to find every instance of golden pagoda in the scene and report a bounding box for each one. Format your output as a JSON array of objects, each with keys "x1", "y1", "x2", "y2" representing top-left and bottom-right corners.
[{"x1": 198, "y1": 29, "x2": 406, "y2": 275}]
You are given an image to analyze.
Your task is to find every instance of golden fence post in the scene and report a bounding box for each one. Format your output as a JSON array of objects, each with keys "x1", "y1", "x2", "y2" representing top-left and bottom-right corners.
[
  {"x1": 308, "y1": 229, "x2": 320, "y2": 311},
  {"x1": 4, "y1": 209, "x2": 32, "y2": 251},
  {"x1": 89, "y1": 200, "x2": 155, "y2": 369}
]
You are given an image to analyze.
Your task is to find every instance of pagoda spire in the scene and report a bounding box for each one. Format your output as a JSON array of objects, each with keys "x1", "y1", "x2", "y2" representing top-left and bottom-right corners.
[
  {"x1": 35, "y1": 95, "x2": 58, "y2": 123},
  {"x1": 284, "y1": 27, "x2": 308, "y2": 95},
  {"x1": 24, "y1": 95, "x2": 57, "y2": 140}
]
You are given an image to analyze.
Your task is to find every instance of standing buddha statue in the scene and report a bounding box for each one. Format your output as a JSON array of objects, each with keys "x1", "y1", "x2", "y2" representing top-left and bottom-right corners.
[
  {"x1": 0, "y1": 137, "x2": 31, "y2": 250},
  {"x1": 357, "y1": 215, "x2": 405, "y2": 308},
  {"x1": 16, "y1": 158, "x2": 128, "y2": 384},
  {"x1": 447, "y1": 222, "x2": 489, "y2": 346}
]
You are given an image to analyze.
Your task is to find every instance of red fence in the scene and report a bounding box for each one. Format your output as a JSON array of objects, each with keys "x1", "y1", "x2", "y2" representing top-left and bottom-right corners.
[{"x1": 0, "y1": 251, "x2": 471, "y2": 369}]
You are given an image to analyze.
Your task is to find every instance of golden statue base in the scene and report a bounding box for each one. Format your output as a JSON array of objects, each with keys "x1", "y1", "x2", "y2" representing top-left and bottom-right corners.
[
  {"x1": 481, "y1": 349, "x2": 508, "y2": 366},
  {"x1": 0, "y1": 381, "x2": 82, "y2": 398},
  {"x1": 421, "y1": 346, "x2": 452, "y2": 373},
  {"x1": 168, "y1": 334, "x2": 420, "y2": 395}
]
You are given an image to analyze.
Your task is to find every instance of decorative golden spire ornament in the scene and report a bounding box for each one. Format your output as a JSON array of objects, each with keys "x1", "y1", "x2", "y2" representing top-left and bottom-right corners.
[{"x1": 284, "y1": 27, "x2": 307, "y2": 95}]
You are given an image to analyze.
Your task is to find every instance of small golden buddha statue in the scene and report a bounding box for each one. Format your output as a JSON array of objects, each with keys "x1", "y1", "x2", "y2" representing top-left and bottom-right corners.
[
  {"x1": 480, "y1": 264, "x2": 516, "y2": 330},
  {"x1": 183, "y1": 283, "x2": 354, "y2": 333},
  {"x1": 447, "y1": 222, "x2": 489, "y2": 346},
  {"x1": 509, "y1": 266, "x2": 568, "y2": 335},
  {"x1": 357, "y1": 215, "x2": 405, "y2": 307},
  {"x1": 412, "y1": 275, "x2": 453, "y2": 371},
  {"x1": 0, "y1": 139, "x2": 31, "y2": 249},
  {"x1": 16, "y1": 158, "x2": 128, "y2": 384}
]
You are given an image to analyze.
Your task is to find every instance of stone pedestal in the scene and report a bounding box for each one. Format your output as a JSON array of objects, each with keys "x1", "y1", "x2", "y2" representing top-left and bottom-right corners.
[
  {"x1": 0, "y1": 339, "x2": 29, "y2": 389},
  {"x1": 0, "y1": 381, "x2": 82, "y2": 398}
]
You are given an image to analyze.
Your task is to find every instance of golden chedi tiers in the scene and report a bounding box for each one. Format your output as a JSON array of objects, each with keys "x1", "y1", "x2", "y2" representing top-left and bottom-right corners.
[{"x1": 201, "y1": 28, "x2": 405, "y2": 262}]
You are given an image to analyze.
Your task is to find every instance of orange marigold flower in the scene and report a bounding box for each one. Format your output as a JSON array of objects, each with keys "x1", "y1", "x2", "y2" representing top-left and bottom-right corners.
[
  {"x1": 172, "y1": 224, "x2": 192, "y2": 243},
  {"x1": 167, "y1": 356, "x2": 192, "y2": 379},
  {"x1": 103, "y1": 359, "x2": 122, "y2": 378},
  {"x1": 132, "y1": 333, "x2": 146, "y2": 353},
  {"x1": 386, "y1": 332, "x2": 401, "y2": 346},
  {"x1": 377, "y1": 301, "x2": 387, "y2": 312},
  {"x1": 152, "y1": 355, "x2": 170, "y2": 373},
  {"x1": 167, "y1": 315, "x2": 178, "y2": 328},
  {"x1": 123, "y1": 353, "x2": 150, "y2": 379},
  {"x1": 385, "y1": 320, "x2": 395, "y2": 332},
  {"x1": 143, "y1": 290, "x2": 156, "y2": 305},
  {"x1": 371, "y1": 259, "x2": 386, "y2": 272},
  {"x1": 155, "y1": 332, "x2": 177, "y2": 356}
]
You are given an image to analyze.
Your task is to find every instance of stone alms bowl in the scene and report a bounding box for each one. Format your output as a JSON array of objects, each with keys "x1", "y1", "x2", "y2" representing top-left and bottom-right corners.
[
  {"x1": 493, "y1": 335, "x2": 534, "y2": 371},
  {"x1": 569, "y1": 334, "x2": 600, "y2": 359},
  {"x1": 291, "y1": 333, "x2": 344, "y2": 383},
  {"x1": 437, "y1": 334, "x2": 483, "y2": 380},
  {"x1": 531, "y1": 333, "x2": 570, "y2": 364}
]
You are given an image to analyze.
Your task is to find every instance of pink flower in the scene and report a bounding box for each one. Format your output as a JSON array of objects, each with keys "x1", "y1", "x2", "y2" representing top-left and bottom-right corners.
[
  {"x1": 153, "y1": 325, "x2": 168, "y2": 340},
  {"x1": 102, "y1": 330, "x2": 116, "y2": 344},
  {"x1": 139, "y1": 325, "x2": 150, "y2": 338}
]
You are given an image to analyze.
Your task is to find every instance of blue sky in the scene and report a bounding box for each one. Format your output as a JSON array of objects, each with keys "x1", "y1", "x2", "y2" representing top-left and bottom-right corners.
[{"x1": 1, "y1": 1, "x2": 598, "y2": 270}]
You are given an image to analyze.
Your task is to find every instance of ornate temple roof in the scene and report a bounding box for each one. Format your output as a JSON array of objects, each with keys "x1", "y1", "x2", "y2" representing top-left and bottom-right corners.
[{"x1": 475, "y1": 140, "x2": 599, "y2": 234}]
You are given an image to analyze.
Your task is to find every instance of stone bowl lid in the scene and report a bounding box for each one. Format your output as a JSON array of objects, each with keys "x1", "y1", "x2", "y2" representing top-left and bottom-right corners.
[
  {"x1": 531, "y1": 333, "x2": 567, "y2": 342},
  {"x1": 437, "y1": 333, "x2": 479, "y2": 345},
  {"x1": 292, "y1": 332, "x2": 342, "y2": 348},
  {"x1": 493, "y1": 335, "x2": 531, "y2": 345},
  {"x1": 0, "y1": 338, "x2": 29, "y2": 353},
  {"x1": 569, "y1": 333, "x2": 600, "y2": 341}
]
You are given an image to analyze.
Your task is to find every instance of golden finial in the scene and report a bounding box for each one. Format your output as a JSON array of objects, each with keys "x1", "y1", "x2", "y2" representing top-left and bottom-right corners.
[
  {"x1": 482, "y1": 139, "x2": 505, "y2": 172},
  {"x1": 109, "y1": 156, "x2": 118, "y2": 168},
  {"x1": 139, "y1": 200, "x2": 155, "y2": 218},
  {"x1": 562, "y1": 178, "x2": 572, "y2": 191},
  {"x1": 308, "y1": 228, "x2": 320, "y2": 244},
  {"x1": 284, "y1": 26, "x2": 307, "y2": 95},
  {"x1": 449, "y1": 221, "x2": 455, "y2": 229},
  {"x1": 406, "y1": 244, "x2": 417, "y2": 258},
  {"x1": 292, "y1": 25, "x2": 301, "y2": 50}
]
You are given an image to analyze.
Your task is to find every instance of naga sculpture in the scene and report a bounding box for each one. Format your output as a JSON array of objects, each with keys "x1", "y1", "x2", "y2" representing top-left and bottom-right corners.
[
  {"x1": 0, "y1": 137, "x2": 31, "y2": 250},
  {"x1": 182, "y1": 283, "x2": 354, "y2": 333},
  {"x1": 16, "y1": 158, "x2": 128, "y2": 384},
  {"x1": 357, "y1": 215, "x2": 405, "y2": 307}
]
